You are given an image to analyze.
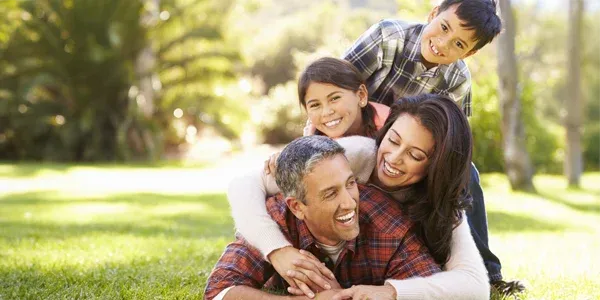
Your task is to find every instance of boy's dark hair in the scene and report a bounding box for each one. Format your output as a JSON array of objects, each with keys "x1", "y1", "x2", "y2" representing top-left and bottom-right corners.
[
  {"x1": 438, "y1": 0, "x2": 502, "y2": 51},
  {"x1": 298, "y1": 57, "x2": 378, "y2": 138}
]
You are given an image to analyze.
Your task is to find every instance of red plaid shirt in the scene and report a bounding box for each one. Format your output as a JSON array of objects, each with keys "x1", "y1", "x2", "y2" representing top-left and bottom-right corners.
[{"x1": 204, "y1": 185, "x2": 440, "y2": 299}]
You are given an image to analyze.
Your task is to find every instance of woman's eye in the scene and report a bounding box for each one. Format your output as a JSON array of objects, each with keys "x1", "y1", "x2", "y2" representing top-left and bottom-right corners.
[
  {"x1": 456, "y1": 41, "x2": 464, "y2": 49},
  {"x1": 331, "y1": 96, "x2": 341, "y2": 102},
  {"x1": 309, "y1": 103, "x2": 320, "y2": 109},
  {"x1": 441, "y1": 24, "x2": 448, "y2": 32},
  {"x1": 388, "y1": 138, "x2": 399, "y2": 145},
  {"x1": 410, "y1": 151, "x2": 425, "y2": 161}
]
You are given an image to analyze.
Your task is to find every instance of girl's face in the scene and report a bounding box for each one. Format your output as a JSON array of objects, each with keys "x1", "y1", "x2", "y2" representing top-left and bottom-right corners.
[
  {"x1": 304, "y1": 82, "x2": 367, "y2": 138},
  {"x1": 373, "y1": 114, "x2": 435, "y2": 189}
]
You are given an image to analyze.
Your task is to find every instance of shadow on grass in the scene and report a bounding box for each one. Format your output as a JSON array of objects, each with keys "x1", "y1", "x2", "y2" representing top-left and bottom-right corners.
[
  {"x1": 0, "y1": 192, "x2": 234, "y2": 240},
  {"x1": 532, "y1": 191, "x2": 600, "y2": 214},
  {"x1": 487, "y1": 211, "x2": 568, "y2": 233},
  {"x1": 0, "y1": 247, "x2": 225, "y2": 299},
  {"x1": 0, "y1": 161, "x2": 212, "y2": 178}
]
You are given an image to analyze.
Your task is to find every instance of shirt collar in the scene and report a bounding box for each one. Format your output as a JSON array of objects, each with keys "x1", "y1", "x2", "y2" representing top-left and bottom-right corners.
[
  {"x1": 295, "y1": 218, "x2": 356, "y2": 254},
  {"x1": 401, "y1": 23, "x2": 447, "y2": 77}
]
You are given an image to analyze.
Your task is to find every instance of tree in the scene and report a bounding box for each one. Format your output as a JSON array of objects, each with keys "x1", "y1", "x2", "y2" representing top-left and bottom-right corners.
[
  {"x1": 564, "y1": 0, "x2": 584, "y2": 186},
  {"x1": 496, "y1": 0, "x2": 535, "y2": 191}
]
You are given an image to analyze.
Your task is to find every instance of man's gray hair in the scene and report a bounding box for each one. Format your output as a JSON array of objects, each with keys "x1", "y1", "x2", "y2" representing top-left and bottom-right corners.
[{"x1": 275, "y1": 136, "x2": 346, "y2": 204}]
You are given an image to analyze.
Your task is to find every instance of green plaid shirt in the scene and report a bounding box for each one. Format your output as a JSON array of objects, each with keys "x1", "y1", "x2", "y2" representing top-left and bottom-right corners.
[{"x1": 343, "y1": 19, "x2": 472, "y2": 116}]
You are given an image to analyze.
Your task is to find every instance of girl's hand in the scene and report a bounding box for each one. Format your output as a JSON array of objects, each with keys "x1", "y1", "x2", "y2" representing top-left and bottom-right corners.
[
  {"x1": 264, "y1": 152, "x2": 280, "y2": 175},
  {"x1": 268, "y1": 247, "x2": 336, "y2": 298},
  {"x1": 303, "y1": 119, "x2": 316, "y2": 136}
]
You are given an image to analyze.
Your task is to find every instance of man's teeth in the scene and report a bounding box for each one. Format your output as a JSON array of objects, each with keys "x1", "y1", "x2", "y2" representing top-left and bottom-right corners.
[
  {"x1": 384, "y1": 161, "x2": 401, "y2": 175},
  {"x1": 325, "y1": 119, "x2": 341, "y2": 127},
  {"x1": 336, "y1": 211, "x2": 355, "y2": 223}
]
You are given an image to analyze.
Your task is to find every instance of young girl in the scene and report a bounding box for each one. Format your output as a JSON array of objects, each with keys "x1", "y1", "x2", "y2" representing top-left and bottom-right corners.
[{"x1": 296, "y1": 57, "x2": 389, "y2": 138}]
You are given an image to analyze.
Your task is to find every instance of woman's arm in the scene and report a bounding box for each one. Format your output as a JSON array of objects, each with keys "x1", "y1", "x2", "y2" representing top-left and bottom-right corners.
[
  {"x1": 385, "y1": 215, "x2": 490, "y2": 300},
  {"x1": 227, "y1": 166, "x2": 290, "y2": 258}
]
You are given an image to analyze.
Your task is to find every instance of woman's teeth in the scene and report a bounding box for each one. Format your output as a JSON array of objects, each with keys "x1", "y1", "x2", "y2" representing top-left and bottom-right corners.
[
  {"x1": 325, "y1": 119, "x2": 342, "y2": 128},
  {"x1": 384, "y1": 161, "x2": 402, "y2": 176},
  {"x1": 336, "y1": 211, "x2": 355, "y2": 224}
]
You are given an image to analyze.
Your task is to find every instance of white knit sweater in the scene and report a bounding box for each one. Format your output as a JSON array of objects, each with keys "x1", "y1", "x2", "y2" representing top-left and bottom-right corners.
[{"x1": 226, "y1": 136, "x2": 490, "y2": 300}]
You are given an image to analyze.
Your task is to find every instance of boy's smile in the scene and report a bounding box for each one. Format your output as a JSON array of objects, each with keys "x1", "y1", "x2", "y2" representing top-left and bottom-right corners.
[{"x1": 420, "y1": 4, "x2": 478, "y2": 68}]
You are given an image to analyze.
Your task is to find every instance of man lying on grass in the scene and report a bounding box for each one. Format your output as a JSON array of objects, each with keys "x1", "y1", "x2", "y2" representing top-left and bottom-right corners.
[{"x1": 204, "y1": 136, "x2": 440, "y2": 300}]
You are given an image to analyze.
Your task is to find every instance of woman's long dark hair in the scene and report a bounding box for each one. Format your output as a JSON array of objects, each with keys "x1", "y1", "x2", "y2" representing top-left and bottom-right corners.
[
  {"x1": 297, "y1": 57, "x2": 377, "y2": 138},
  {"x1": 375, "y1": 94, "x2": 473, "y2": 265}
]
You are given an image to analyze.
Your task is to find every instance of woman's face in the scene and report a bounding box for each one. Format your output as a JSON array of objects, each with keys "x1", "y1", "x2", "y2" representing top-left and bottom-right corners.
[
  {"x1": 304, "y1": 82, "x2": 367, "y2": 138},
  {"x1": 374, "y1": 113, "x2": 435, "y2": 189}
]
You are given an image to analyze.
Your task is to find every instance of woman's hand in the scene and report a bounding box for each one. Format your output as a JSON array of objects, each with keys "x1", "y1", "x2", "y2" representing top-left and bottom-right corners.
[
  {"x1": 303, "y1": 119, "x2": 316, "y2": 136},
  {"x1": 268, "y1": 247, "x2": 337, "y2": 298},
  {"x1": 332, "y1": 284, "x2": 397, "y2": 300},
  {"x1": 264, "y1": 152, "x2": 280, "y2": 175}
]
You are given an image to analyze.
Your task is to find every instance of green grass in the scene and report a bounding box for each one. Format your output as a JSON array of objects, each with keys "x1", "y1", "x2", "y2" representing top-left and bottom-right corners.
[{"x1": 0, "y1": 164, "x2": 598, "y2": 299}]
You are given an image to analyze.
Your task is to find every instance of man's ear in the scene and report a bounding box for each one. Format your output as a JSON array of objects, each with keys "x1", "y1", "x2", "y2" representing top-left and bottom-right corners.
[
  {"x1": 462, "y1": 49, "x2": 478, "y2": 59},
  {"x1": 285, "y1": 196, "x2": 306, "y2": 220},
  {"x1": 427, "y1": 6, "x2": 440, "y2": 23}
]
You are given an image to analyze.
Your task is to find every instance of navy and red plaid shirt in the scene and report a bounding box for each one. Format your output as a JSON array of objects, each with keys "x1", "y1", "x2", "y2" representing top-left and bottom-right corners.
[
  {"x1": 204, "y1": 185, "x2": 440, "y2": 299},
  {"x1": 343, "y1": 19, "x2": 472, "y2": 116}
]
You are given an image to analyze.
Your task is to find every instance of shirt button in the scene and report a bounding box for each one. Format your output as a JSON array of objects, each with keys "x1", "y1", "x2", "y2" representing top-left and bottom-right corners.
[{"x1": 416, "y1": 76, "x2": 422, "y2": 81}]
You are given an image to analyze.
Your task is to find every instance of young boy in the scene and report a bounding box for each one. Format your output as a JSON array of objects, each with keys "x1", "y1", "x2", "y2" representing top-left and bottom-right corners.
[{"x1": 343, "y1": 0, "x2": 525, "y2": 296}]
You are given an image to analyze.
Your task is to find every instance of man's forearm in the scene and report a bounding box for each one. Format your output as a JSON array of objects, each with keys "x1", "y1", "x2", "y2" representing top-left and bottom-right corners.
[{"x1": 223, "y1": 286, "x2": 311, "y2": 300}]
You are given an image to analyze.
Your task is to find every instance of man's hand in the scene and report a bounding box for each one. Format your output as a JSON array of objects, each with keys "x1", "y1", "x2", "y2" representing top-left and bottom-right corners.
[
  {"x1": 268, "y1": 247, "x2": 336, "y2": 298},
  {"x1": 313, "y1": 289, "x2": 343, "y2": 300},
  {"x1": 332, "y1": 284, "x2": 396, "y2": 300}
]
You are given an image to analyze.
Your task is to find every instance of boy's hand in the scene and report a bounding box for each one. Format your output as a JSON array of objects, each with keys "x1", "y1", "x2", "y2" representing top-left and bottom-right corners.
[{"x1": 303, "y1": 119, "x2": 316, "y2": 136}]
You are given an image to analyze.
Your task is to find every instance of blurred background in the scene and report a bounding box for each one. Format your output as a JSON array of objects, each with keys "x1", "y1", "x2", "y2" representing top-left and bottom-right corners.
[
  {"x1": 1, "y1": 1, "x2": 599, "y2": 299},
  {"x1": 0, "y1": 0, "x2": 597, "y2": 177}
]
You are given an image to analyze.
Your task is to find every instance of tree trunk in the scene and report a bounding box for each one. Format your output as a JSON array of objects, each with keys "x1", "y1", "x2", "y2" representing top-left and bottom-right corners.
[
  {"x1": 496, "y1": 0, "x2": 535, "y2": 191},
  {"x1": 564, "y1": 0, "x2": 584, "y2": 187}
]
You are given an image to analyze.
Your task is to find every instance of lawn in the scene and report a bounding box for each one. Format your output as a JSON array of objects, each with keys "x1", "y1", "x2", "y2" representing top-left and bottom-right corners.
[{"x1": 0, "y1": 164, "x2": 598, "y2": 299}]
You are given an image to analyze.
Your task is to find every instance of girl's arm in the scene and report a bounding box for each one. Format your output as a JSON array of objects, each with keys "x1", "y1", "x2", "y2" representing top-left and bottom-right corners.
[
  {"x1": 385, "y1": 215, "x2": 490, "y2": 300},
  {"x1": 226, "y1": 136, "x2": 378, "y2": 258}
]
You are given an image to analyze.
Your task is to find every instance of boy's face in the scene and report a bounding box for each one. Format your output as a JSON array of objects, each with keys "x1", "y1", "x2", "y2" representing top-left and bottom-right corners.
[{"x1": 420, "y1": 4, "x2": 478, "y2": 66}]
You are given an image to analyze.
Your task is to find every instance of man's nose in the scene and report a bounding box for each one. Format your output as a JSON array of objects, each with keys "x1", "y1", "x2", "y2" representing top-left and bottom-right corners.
[{"x1": 339, "y1": 189, "x2": 357, "y2": 210}]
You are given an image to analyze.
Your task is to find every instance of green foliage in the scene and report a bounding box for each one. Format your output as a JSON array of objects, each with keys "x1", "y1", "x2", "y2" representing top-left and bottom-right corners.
[
  {"x1": 0, "y1": 0, "x2": 241, "y2": 161},
  {"x1": 469, "y1": 59, "x2": 563, "y2": 174},
  {"x1": 0, "y1": 0, "x2": 146, "y2": 161}
]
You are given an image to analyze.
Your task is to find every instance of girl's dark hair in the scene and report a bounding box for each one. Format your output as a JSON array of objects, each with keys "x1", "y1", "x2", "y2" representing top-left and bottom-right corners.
[
  {"x1": 298, "y1": 57, "x2": 377, "y2": 138},
  {"x1": 375, "y1": 94, "x2": 473, "y2": 265}
]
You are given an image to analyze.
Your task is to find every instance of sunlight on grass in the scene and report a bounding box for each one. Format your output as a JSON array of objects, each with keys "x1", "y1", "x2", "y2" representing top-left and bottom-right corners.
[{"x1": 0, "y1": 165, "x2": 598, "y2": 299}]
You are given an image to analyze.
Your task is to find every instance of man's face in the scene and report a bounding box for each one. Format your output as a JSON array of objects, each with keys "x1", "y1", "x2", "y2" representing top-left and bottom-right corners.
[
  {"x1": 420, "y1": 4, "x2": 478, "y2": 66},
  {"x1": 296, "y1": 154, "x2": 360, "y2": 246}
]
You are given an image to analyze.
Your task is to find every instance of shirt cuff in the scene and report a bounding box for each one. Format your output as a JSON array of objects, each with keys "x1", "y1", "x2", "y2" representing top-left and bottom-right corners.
[
  {"x1": 213, "y1": 286, "x2": 234, "y2": 300},
  {"x1": 385, "y1": 279, "x2": 425, "y2": 300}
]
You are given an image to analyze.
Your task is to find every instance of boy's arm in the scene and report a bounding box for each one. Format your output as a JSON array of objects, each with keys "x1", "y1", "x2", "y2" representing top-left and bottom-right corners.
[
  {"x1": 446, "y1": 69, "x2": 472, "y2": 117},
  {"x1": 342, "y1": 21, "x2": 387, "y2": 93}
]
